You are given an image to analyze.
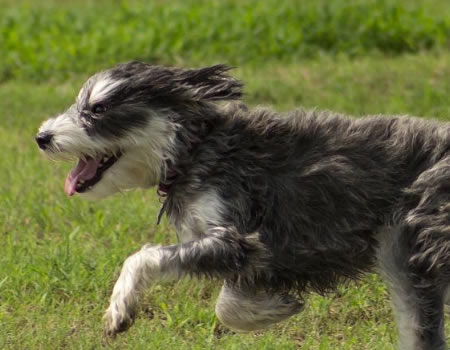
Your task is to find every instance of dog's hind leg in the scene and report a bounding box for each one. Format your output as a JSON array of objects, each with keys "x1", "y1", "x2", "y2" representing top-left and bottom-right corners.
[
  {"x1": 378, "y1": 225, "x2": 447, "y2": 350},
  {"x1": 378, "y1": 156, "x2": 449, "y2": 350},
  {"x1": 104, "y1": 227, "x2": 267, "y2": 336},
  {"x1": 215, "y1": 282, "x2": 303, "y2": 332}
]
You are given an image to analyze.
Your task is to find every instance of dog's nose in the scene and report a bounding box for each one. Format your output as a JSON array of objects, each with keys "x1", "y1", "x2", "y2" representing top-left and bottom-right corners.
[{"x1": 35, "y1": 131, "x2": 53, "y2": 150}]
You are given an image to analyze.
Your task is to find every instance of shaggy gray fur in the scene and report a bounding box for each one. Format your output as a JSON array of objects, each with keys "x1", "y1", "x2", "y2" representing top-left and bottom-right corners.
[{"x1": 37, "y1": 62, "x2": 449, "y2": 350}]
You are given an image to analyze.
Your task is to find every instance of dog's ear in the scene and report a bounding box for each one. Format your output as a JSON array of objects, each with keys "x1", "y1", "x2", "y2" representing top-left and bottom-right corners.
[{"x1": 177, "y1": 65, "x2": 243, "y2": 102}]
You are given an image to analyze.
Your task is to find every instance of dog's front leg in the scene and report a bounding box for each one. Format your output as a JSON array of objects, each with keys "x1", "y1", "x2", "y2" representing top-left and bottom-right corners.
[{"x1": 104, "y1": 227, "x2": 266, "y2": 336}]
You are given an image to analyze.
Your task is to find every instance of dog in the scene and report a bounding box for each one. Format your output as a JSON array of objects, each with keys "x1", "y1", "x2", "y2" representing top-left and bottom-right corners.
[{"x1": 36, "y1": 62, "x2": 449, "y2": 349}]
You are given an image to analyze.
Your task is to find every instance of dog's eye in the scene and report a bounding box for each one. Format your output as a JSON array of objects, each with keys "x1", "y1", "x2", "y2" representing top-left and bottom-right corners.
[{"x1": 92, "y1": 104, "x2": 107, "y2": 114}]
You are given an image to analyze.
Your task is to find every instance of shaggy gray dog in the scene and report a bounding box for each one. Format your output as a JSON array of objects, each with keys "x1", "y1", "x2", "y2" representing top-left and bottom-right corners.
[{"x1": 36, "y1": 62, "x2": 449, "y2": 350}]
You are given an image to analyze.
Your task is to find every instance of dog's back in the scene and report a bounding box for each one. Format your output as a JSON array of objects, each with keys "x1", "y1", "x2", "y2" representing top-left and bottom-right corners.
[{"x1": 167, "y1": 108, "x2": 448, "y2": 298}]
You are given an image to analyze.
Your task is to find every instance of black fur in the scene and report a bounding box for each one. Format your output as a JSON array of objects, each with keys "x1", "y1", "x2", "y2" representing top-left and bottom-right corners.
[{"x1": 166, "y1": 107, "x2": 449, "y2": 292}]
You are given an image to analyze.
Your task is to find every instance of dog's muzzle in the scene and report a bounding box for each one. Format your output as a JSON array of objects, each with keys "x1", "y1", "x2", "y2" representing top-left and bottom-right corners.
[{"x1": 35, "y1": 131, "x2": 54, "y2": 150}]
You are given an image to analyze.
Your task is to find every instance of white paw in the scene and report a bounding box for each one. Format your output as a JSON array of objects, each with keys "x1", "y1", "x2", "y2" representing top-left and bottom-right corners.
[{"x1": 103, "y1": 299, "x2": 136, "y2": 336}]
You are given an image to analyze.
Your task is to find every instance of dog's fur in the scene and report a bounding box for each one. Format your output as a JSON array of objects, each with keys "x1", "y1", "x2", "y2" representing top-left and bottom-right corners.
[{"x1": 37, "y1": 62, "x2": 449, "y2": 349}]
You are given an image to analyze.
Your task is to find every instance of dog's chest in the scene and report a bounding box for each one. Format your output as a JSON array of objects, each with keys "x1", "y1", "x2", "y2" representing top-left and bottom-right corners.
[{"x1": 167, "y1": 190, "x2": 226, "y2": 243}]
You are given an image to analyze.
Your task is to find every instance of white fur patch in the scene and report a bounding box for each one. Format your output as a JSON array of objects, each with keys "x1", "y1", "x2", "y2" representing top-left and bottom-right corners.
[
  {"x1": 89, "y1": 74, "x2": 125, "y2": 105},
  {"x1": 376, "y1": 229, "x2": 421, "y2": 350},
  {"x1": 79, "y1": 115, "x2": 177, "y2": 200},
  {"x1": 215, "y1": 284, "x2": 302, "y2": 332},
  {"x1": 170, "y1": 190, "x2": 226, "y2": 242},
  {"x1": 104, "y1": 245, "x2": 176, "y2": 334}
]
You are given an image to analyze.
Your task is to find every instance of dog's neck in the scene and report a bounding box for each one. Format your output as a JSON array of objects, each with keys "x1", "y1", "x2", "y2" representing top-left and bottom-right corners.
[{"x1": 156, "y1": 106, "x2": 223, "y2": 222}]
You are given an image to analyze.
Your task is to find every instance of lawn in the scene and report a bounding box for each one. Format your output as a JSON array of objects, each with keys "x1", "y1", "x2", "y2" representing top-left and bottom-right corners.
[{"x1": 0, "y1": 1, "x2": 449, "y2": 349}]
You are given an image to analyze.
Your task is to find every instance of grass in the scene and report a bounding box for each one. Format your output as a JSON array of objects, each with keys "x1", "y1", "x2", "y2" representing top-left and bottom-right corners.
[
  {"x1": 0, "y1": 0, "x2": 449, "y2": 349},
  {"x1": 1, "y1": 0, "x2": 449, "y2": 82}
]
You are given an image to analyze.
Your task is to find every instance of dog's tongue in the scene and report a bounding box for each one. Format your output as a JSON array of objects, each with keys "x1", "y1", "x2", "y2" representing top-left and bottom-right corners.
[{"x1": 64, "y1": 157, "x2": 100, "y2": 196}]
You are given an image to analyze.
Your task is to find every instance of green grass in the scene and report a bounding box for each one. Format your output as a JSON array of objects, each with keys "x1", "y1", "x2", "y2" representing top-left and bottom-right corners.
[
  {"x1": 0, "y1": 0, "x2": 449, "y2": 348},
  {"x1": 1, "y1": 0, "x2": 449, "y2": 81}
]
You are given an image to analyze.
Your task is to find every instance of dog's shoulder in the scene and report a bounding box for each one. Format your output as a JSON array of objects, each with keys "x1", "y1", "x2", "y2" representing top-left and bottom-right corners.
[{"x1": 167, "y1": 188, "x2": 227, "y2": 243}]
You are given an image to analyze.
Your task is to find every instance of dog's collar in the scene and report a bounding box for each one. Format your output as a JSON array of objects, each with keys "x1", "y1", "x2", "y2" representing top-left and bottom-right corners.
[{"x1": 156, "y1": 168, "x2": 178, "y2": 224}]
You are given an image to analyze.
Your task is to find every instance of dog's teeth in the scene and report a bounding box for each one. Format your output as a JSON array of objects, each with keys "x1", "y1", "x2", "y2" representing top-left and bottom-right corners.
[{"x1": 103, "y1": 156, "x2": 109, "y2": 162}]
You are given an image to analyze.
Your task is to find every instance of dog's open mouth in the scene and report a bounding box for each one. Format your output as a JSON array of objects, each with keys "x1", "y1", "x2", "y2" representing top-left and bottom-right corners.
[{"x1": 64, "y1": 153, "x2": 122, "y2": 196}]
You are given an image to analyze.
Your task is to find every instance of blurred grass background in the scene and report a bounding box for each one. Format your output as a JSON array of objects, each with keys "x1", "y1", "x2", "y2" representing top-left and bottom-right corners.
[
  {"x1": 0, "y1": 0, "x2": 449, "y2": 349},
  {"x1": 1, "y1": 0, "x2": 450, "y2": 81}
]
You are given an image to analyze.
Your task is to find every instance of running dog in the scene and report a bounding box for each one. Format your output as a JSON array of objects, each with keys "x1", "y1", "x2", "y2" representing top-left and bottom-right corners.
[{"x1": 36, "y1": 62, "x2": 449, "y2": 349}]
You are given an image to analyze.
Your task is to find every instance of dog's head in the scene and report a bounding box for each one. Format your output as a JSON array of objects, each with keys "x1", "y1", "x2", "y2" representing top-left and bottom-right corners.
[{"x1": 36, "y1": 62, "x2": 242, "y2": 199}]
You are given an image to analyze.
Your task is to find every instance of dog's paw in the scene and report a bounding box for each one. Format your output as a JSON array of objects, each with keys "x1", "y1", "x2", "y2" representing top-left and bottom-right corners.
[{"x1": 103, "y1": 303, "x2": 136, "y2": 337}]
